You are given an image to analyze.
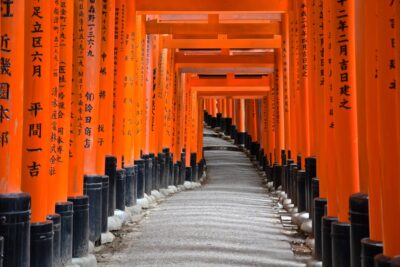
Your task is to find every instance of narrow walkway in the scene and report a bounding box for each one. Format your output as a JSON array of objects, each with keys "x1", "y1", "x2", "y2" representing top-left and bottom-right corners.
[{"x1": 100, "y1": 131, "x2": 305, "y2": 267}]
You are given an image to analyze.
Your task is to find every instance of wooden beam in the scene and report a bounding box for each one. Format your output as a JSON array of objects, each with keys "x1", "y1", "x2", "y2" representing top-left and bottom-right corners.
[
  {"x1": 175, "y1": 53, "x2": 274, "y2": 65},
  {"x1": 162, "y1": 36, "x2": 281, "y2": 49},
  {"x1": 136, "y1": 0, "x2": 288, "y2": 14},
  {"x1": 179, "y1": 67, "x2": 274, "y2": 74},
  {"x1": 191, "y1": 76, "x2": 269, "y2": 87},
  {"x1": 146, "y1": 20, "x2": 281, "y2": 35}
]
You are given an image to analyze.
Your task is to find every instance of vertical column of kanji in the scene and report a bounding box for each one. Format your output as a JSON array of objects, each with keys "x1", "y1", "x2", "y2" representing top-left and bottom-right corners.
[
  {"x1": 375, "y1": 0, "x2": 400, "y2": 260},
  {"x1": 274, "y1": 49, "x2": 285, "y2": 163},
  {"x1": 162, "y1": 49, "x2": 174, "y2": 151},
  {"x1": 288, "y1": 1, "x2": 298, "y2": 159},
  {"x1": 261, "y1": 96, "x2": 269, "y2": 162},
  {"x1": 297, "y1": 0, "x2": 311, "y2": 160},
  {"x1": 144, "y1": 33, "x2": 153, "y2": 156},
  {"x1": 306, "y1": 0, "x2": 316, "y2": 156},
  {"x1": 22, "y1": 0, "x2": 51, "y2": 222},
  {"x1": 123, "y1": 0, "x2": 135, "y2": 166},
  {"x1": 149, "y1": 35, "x2": 159, "y2": 157},
  {"x1": 270, "y1": 75, "x2": 277, "y2": 161},
  {"x1": 83, "y1": 0, "x2": 101, "y2": 174},
  {"x1": 96, "y1": 0, "x2": 115, "y2": 174},
  {"x1": 0, "y1": 0, "x2": 24, "y2": 193},
  {"x1": 331, "y1": 0, "x2": 360, "y2": 220},
  {"x1": 69, "y1": 0, "x2": 86, "y2": 197},
  {"x1": 197, "y1": 97, "x2": 204, "y2": 163},
  {"x1": 112, "y1": 0, "x2": 126, "y2": 169},
  {"x1": 171, "y1": 61, "x2": 179, "y2": 161},
  {"x1": 282, "y1": 13, "x2": 291, "y2": 158},
  {"x1": 154, "y1": 46, "x2": 165, "y2": 154},
  {"x1": 314, "y1": 0, "x2": 327, "y2": 198},
  {"x1": 184, "y1": 75, "x2": 192, "y2": 168},
  {"x1": 48, "y1": 0, "x2": 60, "y2": 214},
  {"x1": 267, "y1": 91, "x2": 275, "y2": 163},
  {"x1": 175, "y1": 72, "x2": 184, "y2": 162},
  {"x1": 134, "y1": 14, "x2": 145, "y2": 159},
  {"x1": 56, "y1": 0, "x2": 73, "y2": 203},
  {"x1": 362, "y1": 0, "x2": 383, "y2": 258}
]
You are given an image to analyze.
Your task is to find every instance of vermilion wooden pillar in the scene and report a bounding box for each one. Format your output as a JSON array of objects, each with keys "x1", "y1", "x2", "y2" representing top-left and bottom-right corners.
[
  {"x1": 96, "y1": 0, "x2": 115, "y2": 173},
  {"x1": 314, "y1": 0, "x2": 328, "y2": 198},
  {"x1": 274, "y1": 50, "x2": 285, "y2": 162},
  {"x1": 0, "y1": 0, "x2": 24, "y2": 193},
  {"x1": 134, "y1": 14, "x2": 146, "y2": 159},
  {"x1": 149, "y1": 35, "x2": 159, "y2": 156},
  {"x1": 56, "y1": 0, "x2": 74, "y2": 203},
  {"x1": 48, "y1": 0, "x2": 61, "y2": 214},
  {"x1": 282, "y1": 13, "x2": 291, "y2": 159},
  {"x1": 323, "y1": 0, "x2": 338, "y2": 217},
  {"x1": 363, "y1": 0, "x2": 382, "y2": 243},
  {"x1": 82, "y1": 0, "x2": 102, "y2": 175},
  {"x1": 288, "y1": 3, "x2": 298, "y2": 160},
  {"x1": 112, "y1": 0, "x2": 126, "y2": 169},
  {"x1": 123, "y1": 0, "x2": 136, "y2": 166},
  {"x1": 22, "y1": 0, "x2": 51, "y2": 222},
  {"x1": 296, "y1": 0, "x2": 311, "y2": 160},
  {"x1": 144, "y1": 34, "x2": 153, "y2": 155},
  {"x1": 69, "y1": 0, "x2": 87, "y2": 197},
  {"x1": 376, "y1": 1, "x2": 400, "y2": 257},
  {"x1": 331, "y1": 0, "x2": 360, "y2": 223}
]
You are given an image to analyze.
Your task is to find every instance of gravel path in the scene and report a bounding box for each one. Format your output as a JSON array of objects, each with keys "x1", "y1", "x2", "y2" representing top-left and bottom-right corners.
[{"x1": 100, "y1": 132, "x2": 305, "y2": 267}]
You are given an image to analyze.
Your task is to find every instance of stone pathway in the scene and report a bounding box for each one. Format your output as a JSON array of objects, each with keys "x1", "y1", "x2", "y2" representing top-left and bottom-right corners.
[{"x1": 99, "y1": 131, "x2": 306, "y2": 267}]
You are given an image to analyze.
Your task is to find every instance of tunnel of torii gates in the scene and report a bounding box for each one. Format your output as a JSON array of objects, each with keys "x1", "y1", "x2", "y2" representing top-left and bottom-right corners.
[{"x1": 0, "y1": 0, "x2": 400, "y2": 267}]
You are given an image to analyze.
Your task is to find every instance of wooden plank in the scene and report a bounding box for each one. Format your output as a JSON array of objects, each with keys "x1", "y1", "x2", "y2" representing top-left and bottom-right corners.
[
  {"x1": 146, "y1": 20, "x2": 281, "y2": 35},
  {"x1": 136, "y1": 0, "x2": 288, "y2": 14}
]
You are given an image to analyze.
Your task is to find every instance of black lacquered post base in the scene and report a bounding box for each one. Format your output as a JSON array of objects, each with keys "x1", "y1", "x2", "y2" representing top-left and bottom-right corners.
[
  {"x1": 55, "y1": 201, "x2": 73, "y2": 265},
  {"x1": 349, "y1": 193, "x2": 369, "y2": 267},
  {"x1": 313, "y1": 198, "x2": 327, "y2": 261},
  {"x1": 46, "y1": 214, "x2": 61, "y2": 267},
  {"x1": 84, "y1": 175, "x2": 102, "y2": 244},
  {"x1": 322, "y1": 216, "x2": 338, "y2": 267},
  {"x1": 332, "y1": 221, "x2": 351, "y2": 267},
  {"x1": 105, "y1": 155, "x2": 117, "y2": 217},
  {"x1": 361, "y1": 238, "x2": 383, "y2": 267},
  {"x1": 30, "y1": 221, "x2": 53, "y2": 267},
  {"x1": 68, "y1": 196, "x2": 89, "y2": 258},
  {"x1": 0, "y1": 193, "x2": 31, "y2": 267}
]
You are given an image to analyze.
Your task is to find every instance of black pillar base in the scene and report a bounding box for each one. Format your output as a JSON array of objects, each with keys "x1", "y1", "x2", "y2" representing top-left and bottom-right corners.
[
  {"x1": 332, "y1": 221, "x2": 351, "y2": 267},
  {"x1": 185, "y1": 167, "x2": 192, "y2": 182},
  {"x1": 84, "y1": 175, "x2": 102, "y2": 244},
  {"x1": 47, "y1": 214, "x2": 61, "y2": 267},
  {"x1": 313, "y1": 198, "x2": 327, "y2": 261},
  {"x1": 237, "y1": 132, "x2": 246, "y2": 145},
  {"x1": 190, "y1": 152, "x2": 198, "y2": 182},
  {"x1": 0, "y1": 193, "x2": 31, "y2": 267},
  {"x1": 296, "y1": 170, "x2": 307, "y2": 212},
  {"x1": 124, "y1": 166, "x2": 136, "y2": 207},
  {"x1": 105, "y1": 155, "x2": 117, "y2": 217},
  {"x1": 230, "y1": 125, "x2": 237, "y2": 140},
  {"x1": 55, "y1": 202, "x2": 73, "y2": 265},
  {"x1": 100, "y1": 176, "x2": 109, "y2": 233},
  {"x1": 349, "y1": 193, "x2": 370, "y2": 267},
  {"x1": 149, "y1": 153, "x2": 156, "y2": 191},
  {"x1": 361, "y1": 238, "x2": 383, "y2": 267},
  {"x1": 322, "y1": 216, "x2": 338, "y2": 267},
  {"x1": 134, "y1": 159, "x2": 145, "y2": 199},
  {"x1": 67, "y1": 196, "x2": 89, "y2": 258},
  {"x1": 30, "y1": 221, "x2": 53, "y2": 267},
  {"x1": 216, "y1": 113, "x2": 222, "y2": 128},
  {"x1": 210, "y1": 117, "x2": 217, "y2": 128},
  {"x1": 115, "y1": 169, "x2": 126, "y2": 210},
  {"x1": 225, "y1": 118, "x2": 232, "y2": 136}
]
